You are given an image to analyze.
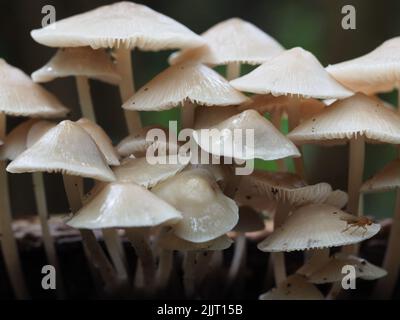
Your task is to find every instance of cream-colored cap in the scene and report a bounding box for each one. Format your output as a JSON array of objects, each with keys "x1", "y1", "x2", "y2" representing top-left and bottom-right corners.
[
  {"x1": 26, "y1": 120, "x2": 56, "y2": 148},
  {"x1": 361, "y1": 159, "x2": 400, "y2": 193}
]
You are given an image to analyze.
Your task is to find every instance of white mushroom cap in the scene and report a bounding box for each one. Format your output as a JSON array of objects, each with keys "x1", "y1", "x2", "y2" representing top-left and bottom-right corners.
[
  {"x1": 76, "y1": 118, "x2": 120, "y2": 166},
  {"x1": 259, "y1": 274, "x2": 324, "y2": 300},
  {"x1": 31, "y1": 2, "x2": 204, "y2": 50},
  {"x1": 0, "y1": 59, "x2": 69, "y2": 118},
  {"x1": 230, "y1": 47, "x2": 353, "y2": 99},
  {"x1": 113, "y1": 156, "x2": 190, "y2": 188},
  {"x1": 288, "y1": 93, "x2": 400, "y2": 145},
  {"x1": 67, "y1": 182, "x2": 182, "y2": 229},
  {"x1": 323, "y1": 190, "x2": 348, "y2": 209},
  {"x1": 169, "y1": 18, "x2": 284, "y2": 66},
  {"x1": 192, "y1": 109, "x2": 300, "y2": 161},
  {"x1": 326, "y1": 37, "x2": 400, "y2": 94},
  {"x1": 158, "y1": 230, "x2": 233, "y2": 251},
  {"x1": 0, "y1": 119, "x2": 38, "y2": 161},
  {"x1": 26, "y1": 120, "x2": 56, "y2": 148},
  {"x1": 258, "y1": 203, "x2": 381, "y2": 252},
  {"x1": 123, "y1": 62, "x2": 248, "y2": 111},
  {"x1": 152, "y1": 169, "x2": 238, "y2": 243},
  {"x1": 361, "y1": 159, "x2": 400, "y2": 193},
  {"x1": 304, "y1": 253, "x2": 387, "y2": 284},
  {"x1": 7, "y1": 120, "x2": 115, "y2": 181},
  {"x1": 239, "y1": 170, "x2": 332, "y2": 206},
  {"x1": 32, "y1": 47, "x2": 121, "y2": 85}
]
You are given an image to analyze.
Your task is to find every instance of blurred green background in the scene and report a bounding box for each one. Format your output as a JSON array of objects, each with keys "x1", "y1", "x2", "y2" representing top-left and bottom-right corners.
[{"x1": 1, "y1": 0, "x2": 399, "y2": 218}]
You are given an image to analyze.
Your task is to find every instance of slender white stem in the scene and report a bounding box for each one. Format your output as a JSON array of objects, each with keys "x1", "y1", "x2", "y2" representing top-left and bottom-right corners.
[
  {"x1": 156, "y1": 249, "x2": 173, "y2": 291},
  {"x1": 102, "y1": 228, "x2": 128, "y2": 281},
  {"x1": 271, "y1": 110, "x2": 287, "y2": 171},
  {"x1": 0, "y1": 112, "x2": 29, "y2": 299},
  {"x1": 116, "y1": 48, "x2": 142, "y2": 134},
  {"x1": 226, "y1": 62, "x2": 241, "y2": 80},
  {"x1": 62, "y1": 175, "x2": 117, "y2": 290},
  {"x1": 181, "y1": 101, "x2": 196, "y2": 129},
  {"x1": 227, "y1": 233, "x2": 246, "y2": 287},
  {"x1": 32, "y1": 172, "x2": 65, "y2": 299},
  {"x1": 288, "y1": 99, "x2": 305, "y2": 177},
  {"x1": 75, "y1": 76, "x2": 96, "y2": 121}
]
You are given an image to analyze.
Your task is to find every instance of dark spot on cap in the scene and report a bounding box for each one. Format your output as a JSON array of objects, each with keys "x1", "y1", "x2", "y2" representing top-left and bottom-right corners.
[
  {"x1": 144, "y1": 87, "x2": 149, "y2": 91},
  {"x1": 246, "y1": 195, "x2": 252, "y2": 200}
]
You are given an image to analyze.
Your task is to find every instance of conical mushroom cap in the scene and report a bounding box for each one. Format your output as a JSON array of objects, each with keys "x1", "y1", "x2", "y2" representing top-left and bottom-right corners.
[
  {"x1": 326, "y1": 37, "x2": 400, "y2": 94},
  {"x1": 26, "y1": 120, "x2": 56, "y2": 148},
  {"x1": 67, "y1": 182, "x2": 182, "y2": 229},
  {"x1": 192, "y1": 110, "x2": 300, "y2": 161},
  {"x1": 31, "y1": 2, "x2": 204, "y2": 50},
  {"x1": 0, "y1": 59, "x2": 69, "y2": 118},
  {"x1": 288, "y1": 93, "x2": 400, "y2": 145},
  {"x1": 123, "y1": 62, "x2": 248, "y2": 111},
  {"x1": 169, "y1": 18, "x2": 284, "y2": 66},
  {"x1": 0, "y1": 119, "x2": 38, "y2": 161},
  {"x1": 32, "y1": 47, "x2": 121, "y2": 85},
  {"x1": 76, "y1": 118, "x2": 120, "y2": 166},
  {"x1": 234, "y1": 206, "x2": 265, "y2": 233},
  {"x1": 259, "y1": 274, "x2": 324, "y2": 300},
  {"x1": 230, "y1": 47, "x2": 353, "y2": 99},
  {"x1": 238, "y1": 170, "x2": 331, "y2": 206},
  {"x1": 7, "y1": 120, "x2": 115, "y2": 181},
  {"x1": 194, "y1": 106, "x2": 240, "y2": 129},
  {"x1": 152, "y1": 169, "x2": 239, "y2": 243},
  {"x1": 159, "y1": 230, "x2": 233, "y2": 251},
  {"x1": 361, "y1": 159, "x2": 400, "y2": 193},
  {"x1": 323, "y1": 190, "x2": 348, "y2": 209},
  {"x1": 304, "y1": 253, "x2": 387, "y2": 284},
  {"x1": 116, "y1": 126, "x2": 167, "y2": 157},
  {"x1": 113, "y1": 156, "x2": 190, "y2": 188},
  {"x1": 258, "y1": 204, "x2": 380, "y2": 252}
]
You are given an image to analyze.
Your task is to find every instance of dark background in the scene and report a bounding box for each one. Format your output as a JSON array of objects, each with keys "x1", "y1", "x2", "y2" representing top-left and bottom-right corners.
[{"x1": 1, "y1": 0, "x2": 399, "y2": 218}]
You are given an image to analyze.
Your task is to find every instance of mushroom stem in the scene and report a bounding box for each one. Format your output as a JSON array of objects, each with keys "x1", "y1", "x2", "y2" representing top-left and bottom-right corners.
[
  {"x1": 155, "y1": 249, "x2": 173, "y2": 291},
  {"x1": 372, "y1": 191, "x2": 400, "y2": 299},
  {"x1": 75, "y1": 76, "x2": 96, "y2": 121},
  {"x1": 181, "y1": 100, "x2": 196, "y2": 129},
  {"x1": 115, "y1": 48, "x2": 142, "y2": 134},
  {"x1": 196, "y1": 251, "x2": 213, "y2": 285},
  {"x1": 102, "y1": 228, "x2": 129, "y2": 281},
  {"x1": 125, "y1": 227, "x2": 156, "y2": 289},
  {"x1": 183, "y1": 251, "x2": 197, "y2": 298},
  {"x1": 62, "y1": 175, "x2": 118, "y2": 290},
  {"x1": 227, "y1": 232, "x2": 247, "y2": 287},
  {"x1": 0, "y1": 112, "x2": 29, "y2": 299},
  {"x1": 271, "y1": 202, "x2": 291, "y2": 285},
  {"x1": 288, "y1": 99, "x2": 305, "y2": 177},
  {"x1": 32, "y1": 172, "x2": 65, "y2": 299},
  {"x1": 271, "y1": 109, "x2": 287, "y2": 171},
  {"x1": 226, "y1": 62, "x2": 241, "y2": 81}
]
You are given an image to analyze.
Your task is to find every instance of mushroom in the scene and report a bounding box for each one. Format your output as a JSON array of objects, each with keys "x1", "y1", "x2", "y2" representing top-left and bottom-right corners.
[
  {"x1": 122, "y1": 61, "x2": 249, "y2": 129},
  {"x1": 259, "y1": 274, "x2": 324, "y2": 300},
  {"x1": 169, "y1": 18, "x2": 284, "y2": 79},
  {"x1": 32, "y1": 47, "x2": 121, "y2": 122},
  {"x1": 0, "y1": 59, "x2": 68, "y2": 299},
  {"x1": 26, "y1": 120, "x2": 56, "y2": 148},
  {"x1": 360, "y1": 159, "x2": 400, "y2": 298},
  {"x1": 31, "y1": 1, "x2": 204, "y2": 134},
  {"x1": 230, "y1": 47, "x2": 353, "y2": 175},
  {"x1": 66, "y1": 182, "x2": 182, "y2": 290},
  {"x1": 7, "y1": 120, "x2": 119, "y2": 291}
]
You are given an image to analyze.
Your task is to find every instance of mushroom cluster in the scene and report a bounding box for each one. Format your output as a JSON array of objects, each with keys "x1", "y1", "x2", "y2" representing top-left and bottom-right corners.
[{"x1": 0, "y1": 1, "x2": 396, "y2": 300}]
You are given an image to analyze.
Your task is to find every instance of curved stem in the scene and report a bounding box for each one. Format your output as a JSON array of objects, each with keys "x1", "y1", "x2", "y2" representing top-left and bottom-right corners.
[
  {"x1": 75, "y1": 76, "x2": 96, "y2": 121},
  {"x1": 102, "y1": 228, "x2": 128, "y2": 282},
  {"x1": 227, "y1": 233, "x2": 247, "y2": 287},
  {"x1": 116, "y1": 48, "x2": 142, "y2": 134},
  {"x1": 33, "y1": 172, "x2": 65, "y2": 299}
]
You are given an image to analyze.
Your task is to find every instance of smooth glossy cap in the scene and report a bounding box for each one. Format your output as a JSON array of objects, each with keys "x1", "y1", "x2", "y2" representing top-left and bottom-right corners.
[
  {"x1": 26, "y1": 120, "x2": 56, "y2": 148},
  {"x1": 169, "y1": 18, "x2": 284, "y2": 66},
  {"x1": 32, "y1": 47, "x2": 121, "y2": 85},
  {"x1": 258, "y1": 203, "x2": 381, "y2": 252},
  {"x1": 123, "y1": 62, "x2": 248, "y2": 111},
  {"x1": 67, "y1": 182, "x2": 182, "y2": 229},
  {"x1": 152, "y1": 169, "x2": 239, "y2": 243},
  {"x1": 0, "y1": 59, "x2": 69, "y2": 118},
  {"x1": 31, "y1": 2, "x2": 204, "y2": 50},
  {"x1": 326, "y1": 37, "x2": 400, "y2": 94},
  {"x1": 230, "y1": 47, "x2": 353, "y2": 99},
  {"x1": 7, "y1": 120, "x2": 115, "y2": 181},
  {"x1": 192, "y1": 110, "x2": 300, "y2": 161},
  {"x1": 76, "y1": 118, "x2": 120, "y2": 166},
  {"x1": 288, "y1": 93, "x2": 400, "y2": 145}
]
